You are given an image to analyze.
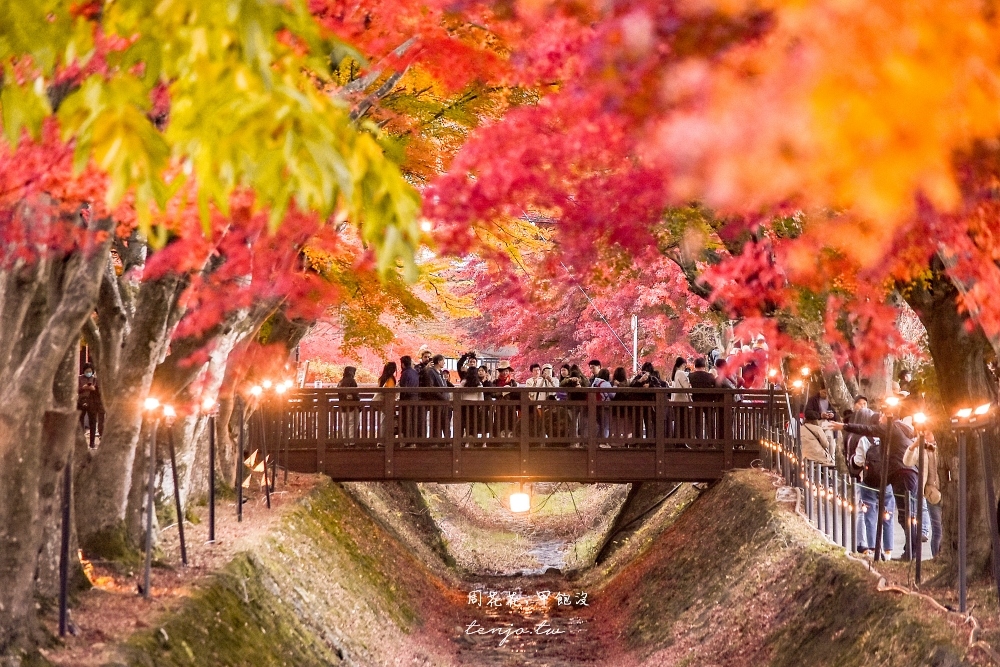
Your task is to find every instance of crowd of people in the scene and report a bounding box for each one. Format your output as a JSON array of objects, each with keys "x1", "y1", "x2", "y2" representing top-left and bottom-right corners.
[
  {"x1": 333, "y1": 339, "x2": 772, "y2": 447},
  {"x1": 796, "y1": 370, "x2": 940, "y2": 562}
]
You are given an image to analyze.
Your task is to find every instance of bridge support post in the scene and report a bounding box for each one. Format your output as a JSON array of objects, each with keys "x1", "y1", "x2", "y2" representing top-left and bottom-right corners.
[
  {"x1": 655, "y1": 392, "x2": 665, "y2": 478},
  {"x1": 316, "y1": 394, "x2": 328, "y2": 474},
  {"x1": 723, "y1": 392, "x2": 734, "y2": 470},
  {"x1": 587, "y1": 392, "x2": 597, "y2": 478},
  {"x1": 452, "y1": 393, "x2": 462, "y2": 478},
  {"x1": 383, "y1": 391, "x2": 395, "y2": 478},
  {"x1": 520, "y1": 391, "x2": 529, "y2": 477}
]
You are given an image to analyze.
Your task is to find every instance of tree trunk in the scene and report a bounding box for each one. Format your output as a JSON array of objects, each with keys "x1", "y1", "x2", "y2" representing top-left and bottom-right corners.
[
  {"x1": 74, "y1": 275, "x2": 184, "y2": 554},
  {"x1": 0, "y1": 212, "x2": 112, "y2": 657},
  {"x1": 904, "y1": 264, "x2": 999, "y2": 582}
]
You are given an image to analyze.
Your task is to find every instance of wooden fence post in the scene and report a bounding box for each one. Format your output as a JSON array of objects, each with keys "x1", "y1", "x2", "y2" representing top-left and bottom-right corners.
[
  {"x1": 723, "y1": 391, "x2": 734, "y2": 469},
  {"x1": 383, "y1": 389, "x2": 395, "y2": 478},
  {"x1": 587, "y1": 391, "x2": 597, "y2": 478}
]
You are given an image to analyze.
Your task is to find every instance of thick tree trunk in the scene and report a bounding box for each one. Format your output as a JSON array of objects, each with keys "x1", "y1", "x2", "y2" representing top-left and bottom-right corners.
[
  {"x1": 0, "y1": 213, "x2": 112, "y2": 657},
  {"x1": 904, "y1": 265, "x2": 999, "y2": 582},
  {"x1": 74, "y1": 275, "x2": 183, "y2": 554},
  {"x1": 814, "y1": 336, "x2": 854, "y2": 414}
]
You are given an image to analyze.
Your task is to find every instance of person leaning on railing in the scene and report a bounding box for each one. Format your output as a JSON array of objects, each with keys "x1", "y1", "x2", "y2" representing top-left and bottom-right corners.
[{"x1": 831, "y1": 413, "x2": 920, "y2": 561}]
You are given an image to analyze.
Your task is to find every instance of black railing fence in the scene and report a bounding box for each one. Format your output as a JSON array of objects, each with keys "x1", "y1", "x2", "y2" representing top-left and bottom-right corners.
[{"x1": 760, "y1": 397, "x2": 921, "y2": 558}]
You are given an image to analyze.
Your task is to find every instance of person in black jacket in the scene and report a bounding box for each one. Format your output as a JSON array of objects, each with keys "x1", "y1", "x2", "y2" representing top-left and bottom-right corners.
[
  {"x1": 688, "y1": 357, "x2": 720, "y2": 439},
  {"x1": 399, "y1": 355, "x2": 420, "y2": 444},
  {"x1": 832, "y1": 413, "x2": 919, "y2": 559},
  {"x1": 629, "y1": 361, "x2": 664, "y2": 439},
  {"x1": 422, "y1": 354, "x2": 449, "y2": 439},
  {"x1": 78, "y1": 363, "x2": 105, "y2": 448},
  {"x1": 338, "y1": 367, "x2": 359, "y2": 444}
]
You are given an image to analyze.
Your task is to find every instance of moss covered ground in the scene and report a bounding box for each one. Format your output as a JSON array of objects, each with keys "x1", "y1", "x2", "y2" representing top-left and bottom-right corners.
[
  {"x1": 591, "y1": 471, "x2": 975, "y2": 667},
  {"x1": 120, "y1": 480, "x2": 461, "y2": 666},
  {"x1": 116, "y1": 470, "x2": 984, "y2": 666}
]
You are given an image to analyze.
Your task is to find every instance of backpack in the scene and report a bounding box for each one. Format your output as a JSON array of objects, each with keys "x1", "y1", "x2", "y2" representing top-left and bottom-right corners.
[{"x1": 861, "y1": 439, "x2": 885, "y2": 487}]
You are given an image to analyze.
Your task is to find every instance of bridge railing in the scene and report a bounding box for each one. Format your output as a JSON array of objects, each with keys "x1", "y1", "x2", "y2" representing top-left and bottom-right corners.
[{"x1": 249, "y1": 386, "x2": 786, "y2": 481}]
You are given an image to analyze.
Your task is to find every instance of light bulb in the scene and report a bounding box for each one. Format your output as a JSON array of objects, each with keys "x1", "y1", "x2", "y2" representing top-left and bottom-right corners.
[
  {"x1": 144, "y1": 397, "x2": 160, "y2": 411},
  {"x1": 913, "y1": 412, "x2": 927, "y2": 425},
  {"x1": 162, "y1": 405, "x2": 176, "y2": 418},
  {"x1": 800, "y1": 367, "x2": 810, "y2": 377},
  {"x1": 792, "y1": 380, "x2": 803, "y2": 389},
  {"x1": 510, "y1": 492, "x2": 530, "y2": 513},
  {"x1": 275, "y1": 384, "x2": 287, "y2": 394},
  {"x1": 250, "y1": 386, "x2": 263, "y2": 397},
  {"x1": 262, "y1": 379, "x2": 273, "y2": 390},
  {"x1": 884, "y1": 396, "x2": 899, "y2": 408}
]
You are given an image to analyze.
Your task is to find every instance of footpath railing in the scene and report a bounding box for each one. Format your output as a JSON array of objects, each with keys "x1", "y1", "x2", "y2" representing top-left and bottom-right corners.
[
  {"x1": 760, "y1": 399, "x2": 923, "y2": 559},
  {"x1": 248, "y1": 386, "x2": 784, "y2": 482}
]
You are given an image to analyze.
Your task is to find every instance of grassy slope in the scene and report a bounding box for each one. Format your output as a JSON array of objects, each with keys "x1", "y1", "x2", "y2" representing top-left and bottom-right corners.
[
  {"x1": 122, "y1": 480, "x2": 461, "y2": 667},
  {"x1": 592, "y1": 470, "x2": 969, "y2": 667}
]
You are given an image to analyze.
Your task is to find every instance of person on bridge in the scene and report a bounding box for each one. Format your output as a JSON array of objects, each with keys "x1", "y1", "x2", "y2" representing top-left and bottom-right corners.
[
  {"x1": 460, "y1": 367, "x2": 486, "y2": 444},
  {"x1": 338, "y1": 367, "x2": 359, "y2": 445},
  {"x1": 423, "y1": 354, "x2": 449, "y2": 440},
  {"x1": 477, "y1": 365, "x2": 493, "y2": 387},
  {"x1": 670, "y1": 357, "x2": 692, "y2": 441},
  {"x1": 630, "y1": 362, "x2": 664, "y2": 439},
  {"x1": 688, "y1": 357, "x2": 720, "y2": 439},
  {"x1": 588, "y1": 359, "x2": 602, "y2": 386},
  {"x1": 378, "y1": 362, "x2": 397, "y2": 388},
  {"x1": 399, "y1": 355, "x2": 420, "y2": 445},
  {"x1": 372, "y1": 362, "x2": 397, "y2": 440},
  {"x1": 494, "y1": 361, "x2": 519, "y2": 438}
]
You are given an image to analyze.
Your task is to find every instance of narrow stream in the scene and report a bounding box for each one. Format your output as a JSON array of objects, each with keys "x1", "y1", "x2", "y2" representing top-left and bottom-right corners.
[{"x1": 453, "y1": 574, "x2": 602, "y2": 665}]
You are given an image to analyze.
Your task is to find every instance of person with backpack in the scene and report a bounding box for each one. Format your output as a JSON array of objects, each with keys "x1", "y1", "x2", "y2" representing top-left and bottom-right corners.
[{"x1": 837, "y1": 408, "x2": 897, "y2": 558}]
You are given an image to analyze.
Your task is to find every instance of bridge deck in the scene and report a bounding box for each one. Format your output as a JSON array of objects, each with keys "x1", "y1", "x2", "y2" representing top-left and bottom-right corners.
[{"x1": 250, "y1": 387, "x2": 786, "y2": 483}]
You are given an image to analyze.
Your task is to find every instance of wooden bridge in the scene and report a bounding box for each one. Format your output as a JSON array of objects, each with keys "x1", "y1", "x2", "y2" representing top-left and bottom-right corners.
[{"x1": 249, "y1": 387, "x2": 787, "y2": 483}]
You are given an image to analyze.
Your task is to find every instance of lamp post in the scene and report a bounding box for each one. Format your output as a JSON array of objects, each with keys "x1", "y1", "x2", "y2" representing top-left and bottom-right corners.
[
  {"x1": 201, "y1": 397, "x2": 217, "y2": 543},
  {"x1": 236, "y1": 392, "x2": 245, "y2": 523},
  {"x1": 973, "y1": 404, "x2": 1000, "y2": 614},
  {"x1": 162, "y1": 405, "x2": 188, "y2": 567},
  {"x1": 767, "y1": 368, "x2": 778, "y2": 467},
  {"x1": 141, "y1": 397, "x2": 161, "y2": 599},
  {"x1": 912, "y1": 411, "x2": 928, "y2": 583},
  {"x1": 274, "y1": 381, "x2": 288, "y2": 487},
  {"x1": 955, "y1": 403, "x2": 1000, "y2": 613},
  {"x1": 249, "y1": 385, "x2": 271, "y2": 509},
  {"x1": 793, "y1": 378, "x2": 805, "y2": 492},
  {"x1": 57, "y1": 445, "x2": 72, "y2": 637},
  {"x1": 951, "y1": 406, "x2": 975, "y2": 612}
]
